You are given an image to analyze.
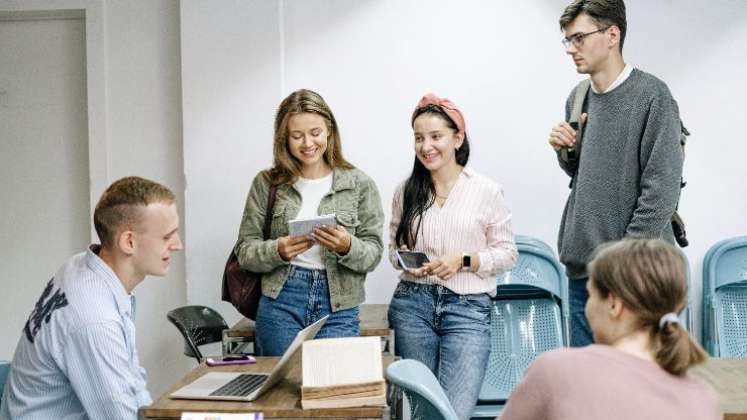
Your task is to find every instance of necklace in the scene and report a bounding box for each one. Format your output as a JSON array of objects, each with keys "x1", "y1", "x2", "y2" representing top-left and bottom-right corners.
[
  {"x1": 434, "y1": 181, "x2": 457, "y2": 200},
  {"x1": 434, "y1": 168, "x2": 462, "y2": 202}
]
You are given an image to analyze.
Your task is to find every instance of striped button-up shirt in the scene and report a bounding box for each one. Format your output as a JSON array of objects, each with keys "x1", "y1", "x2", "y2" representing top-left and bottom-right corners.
[
  {"x1": 0, "y1": 245, "x2": 151, "y2": 420},
  {"x1": 389, "y1": 166, "x2": 518, "y2": 295}
]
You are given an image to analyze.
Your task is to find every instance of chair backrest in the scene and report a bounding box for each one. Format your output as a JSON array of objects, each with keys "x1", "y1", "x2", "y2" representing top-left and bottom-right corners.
[
  {"x1": 479, "y1": 299, "x2": 563, "y2": 403},
  {"x1": 0, "y1": 361, "x2": 10, "y2": 400},
  {"x1": 514, "y1": 234, "x2": 555, "y2": 256},
  {"x1": 166, "y1": 306, "x2": 228, "y2": 362},
  {"x1": 498, "y1": 243, "x2": 565, "y2": 300},
  {"x1": 385, "y1": 359, "x2": 458, "y2": 420},
  {"x1": 497, "y1": 242, "x2": 568, "y2": 338},
  {"x1": 714, "y1": 283, "x2": 747, "y2": 357},
  {"x1": 477, "y1": 242, "x2": 567, "y2": 406},
  {"x1": 702, "y1": 236, "x2": 747, "y2": 357}
]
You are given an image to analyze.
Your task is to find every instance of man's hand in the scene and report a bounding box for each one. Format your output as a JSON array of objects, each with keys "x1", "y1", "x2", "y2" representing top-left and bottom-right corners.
[
  {"x1": 277, "y1": 235, "x2": 314, "y2": 261},
  {"x1": 312, "y1": 225, "x2": 352, "y2": 255},
  {"x1": 548, "y1": 113, "x2": 587, "y2": 151}
]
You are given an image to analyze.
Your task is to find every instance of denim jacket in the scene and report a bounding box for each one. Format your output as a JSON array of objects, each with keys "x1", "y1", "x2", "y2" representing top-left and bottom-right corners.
[{"x1": 235, "y1": 167, "x2": 384, "y2": 311}]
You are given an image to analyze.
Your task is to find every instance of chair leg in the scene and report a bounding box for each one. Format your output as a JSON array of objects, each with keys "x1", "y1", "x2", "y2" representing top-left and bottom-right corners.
[
  {"x1": 221, "y1": 330, "x2": 255, "y2": 356},
  {"x1": 221, "y1": 330, "x2": 230, "y2": 356}
]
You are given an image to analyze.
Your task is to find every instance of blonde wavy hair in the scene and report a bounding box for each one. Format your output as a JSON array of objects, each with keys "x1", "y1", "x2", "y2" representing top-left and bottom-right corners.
[{"x1": 267, "y1": 89, "x2": 353, "y2": 185}]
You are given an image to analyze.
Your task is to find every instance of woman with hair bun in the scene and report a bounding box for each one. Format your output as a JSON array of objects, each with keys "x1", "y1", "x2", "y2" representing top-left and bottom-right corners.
[{"x1": 500, "y1": 238, "x2": 721, "y2": 420}]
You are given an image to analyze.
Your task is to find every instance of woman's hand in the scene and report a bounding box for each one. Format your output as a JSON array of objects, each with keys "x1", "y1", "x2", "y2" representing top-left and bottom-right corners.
[
  {"x1": 312, "y1": 225, "x2": 352, "y2": 255},
  {"x1": 422, "y1": 254, "x2": 462, "y2": 280},
  {"x1": 277, "y1": 235, "x2": 314, "y2": 261}
]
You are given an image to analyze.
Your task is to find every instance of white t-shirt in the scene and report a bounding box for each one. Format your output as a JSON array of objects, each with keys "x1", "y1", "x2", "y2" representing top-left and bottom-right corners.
[{"x1": 291, "y1": 173, "x2": 334, "y2": 270}]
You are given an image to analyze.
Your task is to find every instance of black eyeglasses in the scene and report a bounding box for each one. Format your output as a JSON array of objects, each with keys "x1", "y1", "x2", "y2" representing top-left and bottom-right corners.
[{"x1": 562, "y1": 27, "x2": 610, "y2": 48}]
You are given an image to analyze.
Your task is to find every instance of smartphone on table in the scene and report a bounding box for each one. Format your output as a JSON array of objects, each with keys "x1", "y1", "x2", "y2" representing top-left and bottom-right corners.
[
  {"x1": 205, "y1": 355, "x2": 256, "y2": 367},
  {"x1": 396, "y1": 250, "x2": 430, "y2": 272}
]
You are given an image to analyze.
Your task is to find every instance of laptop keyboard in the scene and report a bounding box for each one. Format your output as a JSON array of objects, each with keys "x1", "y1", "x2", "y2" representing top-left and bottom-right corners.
[{"x1": 210, "y1": 374, "x2": 268, "y2": 397}]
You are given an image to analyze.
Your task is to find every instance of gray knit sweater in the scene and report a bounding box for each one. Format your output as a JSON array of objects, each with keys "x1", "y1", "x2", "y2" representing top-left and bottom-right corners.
[{"x1": 557, "y1": 69, "x2": 683, "y2": 279}]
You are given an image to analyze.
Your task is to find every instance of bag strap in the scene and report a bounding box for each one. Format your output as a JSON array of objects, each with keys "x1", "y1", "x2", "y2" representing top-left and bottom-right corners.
[
  {"x1": 559, "y1": 79, "x2": 591, "y2": 171},
  {"x1": 221, "y1": 184, "x2": 280, "y2": 304},
  {"x1": 262, "y1": 185, "x2": 279, "y2": 240},
  {"x1": 569, "y1": 79, "x2": 591, "y2": 129}
]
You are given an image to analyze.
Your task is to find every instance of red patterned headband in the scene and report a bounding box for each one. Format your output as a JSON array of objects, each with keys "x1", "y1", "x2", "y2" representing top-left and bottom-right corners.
[{"x1": 411, "y1": 93, "x2": 466, "y2": 135}]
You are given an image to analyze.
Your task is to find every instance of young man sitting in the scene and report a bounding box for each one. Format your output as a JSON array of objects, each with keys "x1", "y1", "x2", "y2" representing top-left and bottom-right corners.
[{"x1": 1, "y1": 176, "x2": 183, "y2": 420}]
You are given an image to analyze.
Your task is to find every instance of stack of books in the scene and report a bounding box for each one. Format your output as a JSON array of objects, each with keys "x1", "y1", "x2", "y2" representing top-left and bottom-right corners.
[{"x1": 300, "y1": 336, "x2": 387, "y2": 409}]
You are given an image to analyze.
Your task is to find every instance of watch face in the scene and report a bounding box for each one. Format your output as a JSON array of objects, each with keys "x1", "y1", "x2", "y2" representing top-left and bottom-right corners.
[{"x1": 463, "y1": 255, "x2": 471, "y2": 268}]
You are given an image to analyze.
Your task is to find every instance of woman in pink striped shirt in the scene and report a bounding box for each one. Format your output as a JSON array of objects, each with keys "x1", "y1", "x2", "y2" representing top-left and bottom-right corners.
[{"x1": 387, "y1": 93, "x2": 518, "y2": 420}]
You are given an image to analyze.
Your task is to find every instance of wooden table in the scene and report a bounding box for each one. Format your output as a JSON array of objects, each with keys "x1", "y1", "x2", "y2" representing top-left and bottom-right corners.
[
  {"x1": 223, "y1": 304, "x2": 394, "y2": 355},
  {"x1": 691, "y1": 358, "x2": 747, "y2": 420},
  {"x1": 141, "y1": 355, "x2": 401, "y2": 420}
]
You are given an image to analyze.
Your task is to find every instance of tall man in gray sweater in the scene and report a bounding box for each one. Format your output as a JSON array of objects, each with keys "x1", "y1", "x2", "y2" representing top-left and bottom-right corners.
[{"x1": 549, "y1": 0, "x2": 683, "y2": 347}]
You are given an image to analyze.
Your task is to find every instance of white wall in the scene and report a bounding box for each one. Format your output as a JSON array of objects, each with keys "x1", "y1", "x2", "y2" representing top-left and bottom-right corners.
[
  {"x1": 181, "y1": 0, "x2": 282, "y2": 323},
  {"x1": 103, "y1": 0, "x2": 190, "y2": 396},
  {"x1": 0, "y1": 14, "x2": 90, "y2": 361},
  {"x1": 181, "y1": 0, "x2": 747, "y2": 341}
]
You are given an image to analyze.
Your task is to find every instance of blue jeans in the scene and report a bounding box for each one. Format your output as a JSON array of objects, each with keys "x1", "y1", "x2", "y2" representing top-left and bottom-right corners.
[
  {"x1": 569, "y1": 277, "x2": 593, "y2": 347},
  {"x1": 255, "y1": 265, "x2": 360, "y2": 356},
  {"x1": 388, "y1": 281, "x2": 491, "y2": 420}
]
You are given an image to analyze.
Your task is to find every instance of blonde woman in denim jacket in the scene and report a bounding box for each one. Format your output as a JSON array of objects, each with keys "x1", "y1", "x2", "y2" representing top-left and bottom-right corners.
[{"x1": 235, "y1": 89, "x2": 384, "y2": 356}]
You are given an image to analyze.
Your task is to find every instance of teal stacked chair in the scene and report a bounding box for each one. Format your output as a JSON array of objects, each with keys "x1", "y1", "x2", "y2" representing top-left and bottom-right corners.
[
  {"x1": 472, "y1": 237, "x2": 568, "y2": 419},
  {"x1": 514, "y1": 234, "x2": 554, "y2": 255},
  {"x1": 702, "y1": 236, "x2": 747, "y2": 357},
  {"x1": 1, "y1": 360, "x2": 10, "y2": 398},
  {"x1": 385, "y1": 359, "x2": 458, "y2": 420}
]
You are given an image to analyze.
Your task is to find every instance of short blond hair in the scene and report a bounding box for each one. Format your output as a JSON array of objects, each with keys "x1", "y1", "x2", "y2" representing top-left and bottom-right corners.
[{"x1": 93, "y1": 176, "x2": 175, "y2": 248}]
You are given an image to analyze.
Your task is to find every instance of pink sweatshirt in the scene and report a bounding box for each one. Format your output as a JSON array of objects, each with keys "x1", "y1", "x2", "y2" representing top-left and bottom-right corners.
[{"x1": 500, "y1": 345, "x2": 721, "y2": 420}]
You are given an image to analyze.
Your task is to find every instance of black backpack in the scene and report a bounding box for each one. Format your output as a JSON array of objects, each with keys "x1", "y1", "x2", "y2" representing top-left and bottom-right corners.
[{"x1": 559, "y1": 79, "x2": 690, "y2": 247}]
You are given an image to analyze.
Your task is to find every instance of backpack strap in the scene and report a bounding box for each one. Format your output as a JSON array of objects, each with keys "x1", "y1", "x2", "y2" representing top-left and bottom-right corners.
[
  {"x1": 560, "y1": 79, "x2": 591, "y2": 178},
  {"x1": 569, "y1": 79, "x2": 591, "y2": 128}
]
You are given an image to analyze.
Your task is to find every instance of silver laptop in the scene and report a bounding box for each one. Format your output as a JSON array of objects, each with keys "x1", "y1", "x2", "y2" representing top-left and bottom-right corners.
[{"x1": 170, "y1": 315, "x2": 328, "y2": 402}]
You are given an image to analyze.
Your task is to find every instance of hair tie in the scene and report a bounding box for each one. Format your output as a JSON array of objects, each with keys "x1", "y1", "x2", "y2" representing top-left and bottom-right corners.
[
  {"x1": 411, "y1": 93, "x2": 466, "y2": 136},
  {"x1": 658, "y1": 312, "x2": 679, "y2": 329}
]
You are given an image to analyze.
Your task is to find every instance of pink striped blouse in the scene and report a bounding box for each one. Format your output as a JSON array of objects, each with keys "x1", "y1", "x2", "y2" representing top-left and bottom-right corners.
[{"x1": 388, "y1": 166, "x2": 518, "y2": 295}]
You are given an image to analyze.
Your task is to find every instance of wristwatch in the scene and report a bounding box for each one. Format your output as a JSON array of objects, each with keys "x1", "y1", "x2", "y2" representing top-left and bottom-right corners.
[{"x1": 462, "y1": 253, "x2": 471, "y2": 271}]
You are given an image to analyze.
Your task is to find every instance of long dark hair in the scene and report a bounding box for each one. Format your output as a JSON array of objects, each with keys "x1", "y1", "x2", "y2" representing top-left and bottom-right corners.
[{"x1": 395, "y1": 105, "x2": 470, "y2": 248}]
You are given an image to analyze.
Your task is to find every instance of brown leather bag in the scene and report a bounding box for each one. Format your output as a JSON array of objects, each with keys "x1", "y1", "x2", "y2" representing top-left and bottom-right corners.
[{"x1": 221, "y1": 185, "x2": 278, "y2": 320}]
